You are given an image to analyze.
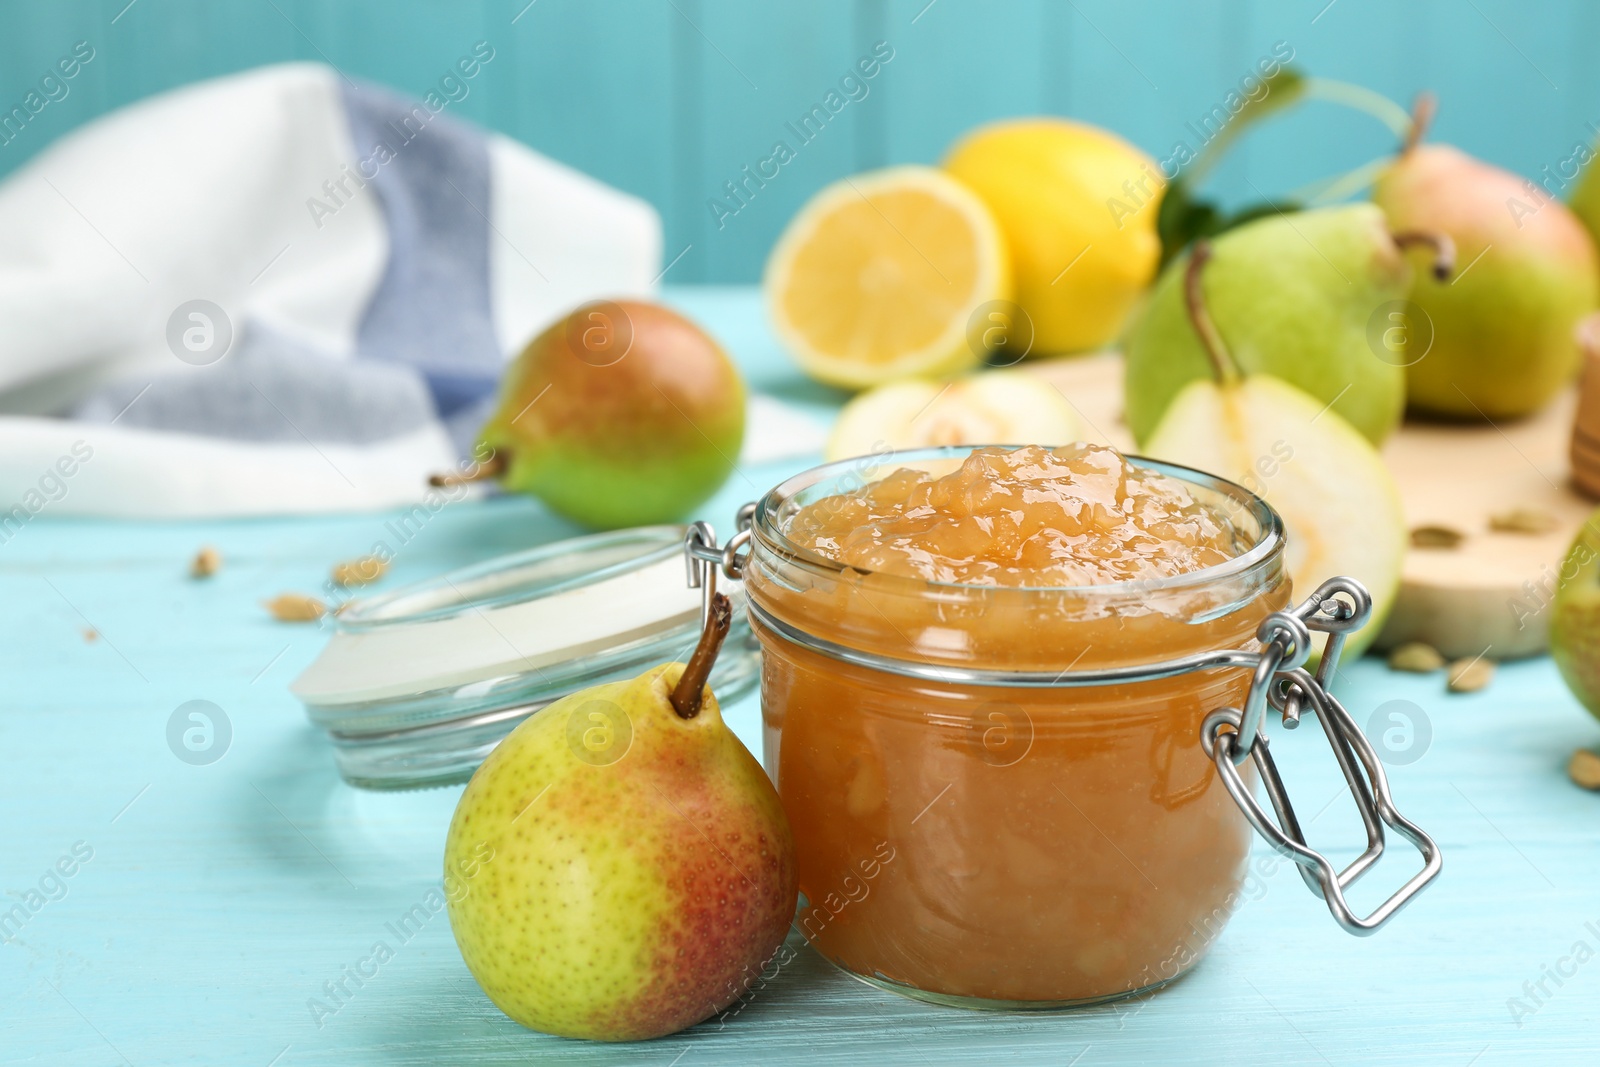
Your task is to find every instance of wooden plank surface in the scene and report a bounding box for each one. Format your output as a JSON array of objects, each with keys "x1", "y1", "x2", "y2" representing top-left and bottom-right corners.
[
  {"x1": 881, "y1": 0, "x2": 1049, "y2": 166},
  {"x1": 687, "y1": 0, "x2": 862, "y2": 282},
  {"x1": 4, "y1": 288, "x2": 1600, "y2": 1065},
  {"x1": 0, "y1": 2, "x2": 1598, "y2": 280}
]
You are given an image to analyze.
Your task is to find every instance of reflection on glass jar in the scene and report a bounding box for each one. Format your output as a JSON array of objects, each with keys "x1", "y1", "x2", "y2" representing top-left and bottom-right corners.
[{"x1": 745, "y1": 446, "x2": 1290, "y2": 1008}]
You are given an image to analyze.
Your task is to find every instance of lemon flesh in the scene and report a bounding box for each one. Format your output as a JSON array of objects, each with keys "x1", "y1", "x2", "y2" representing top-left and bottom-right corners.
[{"x1": 765, "y1": 166, "x2": 1009, "y2": 389}]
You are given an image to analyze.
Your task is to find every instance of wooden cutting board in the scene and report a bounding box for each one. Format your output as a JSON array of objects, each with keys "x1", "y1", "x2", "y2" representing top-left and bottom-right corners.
[{"x1": 1025, "y1": 353, "x2": 1595, "y2": 660}]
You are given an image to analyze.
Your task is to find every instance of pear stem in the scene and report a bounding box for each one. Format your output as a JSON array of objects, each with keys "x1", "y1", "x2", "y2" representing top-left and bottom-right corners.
[
  {"x1": 1183, "y1": 241, "x2": 1239, "y2": 386},
  {"x1": 428, "y1": 452, "x2": 506, "y2": 488},
  {"x1": 1390, "y1": 230, "x2": 1456, "y2": 281},
  {"x1": 1403, "y1": 91, "x2": 1437, "y2": 156},
  {"x1": 670, "y1": 592, "x2": 732, "y2": 720}
]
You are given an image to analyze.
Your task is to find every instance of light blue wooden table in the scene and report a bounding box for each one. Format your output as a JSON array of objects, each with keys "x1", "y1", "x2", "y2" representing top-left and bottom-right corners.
[{"x1": 4, "y1": 288, "x2": 1600, "y2": 1065}]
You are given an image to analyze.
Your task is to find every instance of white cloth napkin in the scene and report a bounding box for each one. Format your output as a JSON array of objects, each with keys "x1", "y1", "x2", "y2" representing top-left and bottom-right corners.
[{"x1": 0, "y1": 61, "x2": 661, "y2": 519}]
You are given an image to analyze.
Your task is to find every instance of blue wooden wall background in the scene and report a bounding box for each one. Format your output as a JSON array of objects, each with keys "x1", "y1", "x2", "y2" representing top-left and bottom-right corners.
[{"x1": 1, "y1": 0, "x2": 1596, "y2": 282}]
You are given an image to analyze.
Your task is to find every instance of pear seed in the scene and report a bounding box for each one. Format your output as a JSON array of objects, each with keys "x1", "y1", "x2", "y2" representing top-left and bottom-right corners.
[
  {"x1": 1568, "y1": 749, "x2": 1600, "y2": 791},
  {"x1": 1446, "y1": 656, "x2": 1495, "y2": 693},
  {"x1": 1410, "y1": 525, "x2": 1464, "y2": 549},
  {"x1": 1387, "y1": 642, "x2": 1445, "y2": 673},
  {"x1": 1489, "y1": 508, "x2": 1558, "y2": 535},
  {"x1": 332, "y1": 555, "x2": 388, "y2": 587},
  {"x1": 191, "y1": 545, "x2": 221, "y2": 578},
  {"x1": 264, "y1": 593, "x2": 327, "y2": 622}
]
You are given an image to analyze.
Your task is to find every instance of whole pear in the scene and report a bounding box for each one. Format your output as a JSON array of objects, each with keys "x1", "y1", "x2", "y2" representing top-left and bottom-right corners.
[
  {"x1": 1550, "y1": 518, "x2": 1600, "y2": 722},
  {"x1": 1374, "y1": 126, "x2": 1599, "y2": 419},
  {"x1": 1125, "y1": 204, "x2": 1416, "y2": 447},
  {"x1": 454, "y1": 299, "x2": 745, "y2": 530},
  {"x1": 443, "y1": 597, "x2": 796, "y2": 1042},
  {"x1": 1568, "y1": 147, "x2": 1600, "y2": 251}
]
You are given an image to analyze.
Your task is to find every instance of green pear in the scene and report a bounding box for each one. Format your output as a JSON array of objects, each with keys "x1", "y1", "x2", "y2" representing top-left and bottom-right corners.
[
  {"x1": 443, "y1": 596, "x2": 797, "y2": 1042},
  {"x1": 1550, "y1": 517, "x2": 1600, "y2": 722},
  {"x1": 1142, "y1": 243, "x2": 1406, "y2": 657},
  {"x1": 438, "y1": 299, "x2": 747, "y2": 530},
  {"x1": 1568, "y1": 148, "x2": 1600, "y2": 252},
  {"x1": 1374, "y1": 126, "x2": 1599, "y2": 419},
  {"x1": 1126, "y1": 204, "x2": 1420, "y2": 448}
]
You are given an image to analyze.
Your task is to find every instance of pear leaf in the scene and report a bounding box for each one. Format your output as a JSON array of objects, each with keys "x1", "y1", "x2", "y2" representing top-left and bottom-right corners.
[{"x1": 1157, "y1": 67, "x2": 1310, "y2": 267}]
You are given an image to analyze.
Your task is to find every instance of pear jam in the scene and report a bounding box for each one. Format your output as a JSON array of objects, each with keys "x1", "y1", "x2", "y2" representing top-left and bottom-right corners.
[
  {"x1": 783, "y1": 444, "x2": 1239, "y2": 587},
  {"x1": 744, "y1": 444, "x2": 1291, "y2": 1007}
]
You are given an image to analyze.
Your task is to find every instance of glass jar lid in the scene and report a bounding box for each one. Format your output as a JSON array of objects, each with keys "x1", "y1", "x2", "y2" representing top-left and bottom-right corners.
[{"x1": 291, "y1": 525, "x2": 759, "y2": 790}]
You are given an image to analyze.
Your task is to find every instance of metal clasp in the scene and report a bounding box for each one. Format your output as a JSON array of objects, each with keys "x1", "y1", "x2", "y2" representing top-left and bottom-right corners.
[
  {"x1": 1200, "y1": 578, "x2": 1443, "y2": 935},
  {"x1": 683, "y1": 503, "x2": 755, "y2": 625}
]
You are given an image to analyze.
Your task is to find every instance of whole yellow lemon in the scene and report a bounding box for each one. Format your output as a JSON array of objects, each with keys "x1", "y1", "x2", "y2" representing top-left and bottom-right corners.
[{"x1": 945, "y1": 118, "x2": 1163, "y2": 355}]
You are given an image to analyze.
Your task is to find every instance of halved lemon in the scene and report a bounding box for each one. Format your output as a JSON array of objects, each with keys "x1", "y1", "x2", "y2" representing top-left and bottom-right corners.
[{"x1": 765, "y1": 166, "x2": 1010, "y2": 390}]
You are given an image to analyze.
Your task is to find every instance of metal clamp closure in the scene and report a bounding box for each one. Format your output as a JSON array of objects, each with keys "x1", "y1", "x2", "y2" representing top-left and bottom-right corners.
[
  {"x1": 1200, "y1": 577, "x2": 1442, "y2": 935},
  {"x1": 683, "y1": 504, "x2": 755, "y2": 625}
]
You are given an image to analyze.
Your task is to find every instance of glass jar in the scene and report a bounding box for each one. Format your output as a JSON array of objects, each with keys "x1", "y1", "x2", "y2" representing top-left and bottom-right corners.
[{"x1": 738, "y1": 446, "x2": 1423, "y2": 1009}]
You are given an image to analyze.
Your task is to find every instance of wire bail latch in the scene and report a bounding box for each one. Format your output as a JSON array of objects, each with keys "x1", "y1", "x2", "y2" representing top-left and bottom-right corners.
[
  {"x1": 682, "y1": 503, "x2": 755, "y2": 626},
  {"x1": 1199, "y1": 577, "x2": 1442, "y2": 934}
]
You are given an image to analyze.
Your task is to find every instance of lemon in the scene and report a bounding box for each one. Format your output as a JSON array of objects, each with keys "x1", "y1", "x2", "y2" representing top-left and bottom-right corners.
[
  {"x1": 765, "y1": 166, "x2": 1009, "y2": 389},
  {"x1": 944, "y1": 118, "x2": 1163, "y2": 354}
]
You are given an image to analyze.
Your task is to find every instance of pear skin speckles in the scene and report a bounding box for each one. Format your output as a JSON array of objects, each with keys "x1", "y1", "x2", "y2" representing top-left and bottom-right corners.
[{"x1": 443, "y1": 665, "x2": 797, "y2": 1041}]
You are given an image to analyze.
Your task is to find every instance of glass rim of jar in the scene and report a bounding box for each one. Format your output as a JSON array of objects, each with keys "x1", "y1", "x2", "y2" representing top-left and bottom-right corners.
[{"x1": 750, "y1": 444, "x2": 1285, "y2": 600}]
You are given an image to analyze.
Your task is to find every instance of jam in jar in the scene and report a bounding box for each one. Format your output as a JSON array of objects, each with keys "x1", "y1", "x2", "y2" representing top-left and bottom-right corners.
[{"x1": 744, "y1": 444, "x2": 1290, "y2": 1007}]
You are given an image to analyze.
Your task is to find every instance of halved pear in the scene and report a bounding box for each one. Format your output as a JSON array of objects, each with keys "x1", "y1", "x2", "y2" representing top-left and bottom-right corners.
[
  {"x1": 1144, "y1": 373, "x2": 1405, "y2": 657},
  {"x1": 824, "y1": 370, "x2": 1082, "y2": 462}
]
